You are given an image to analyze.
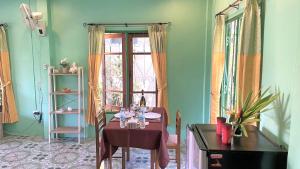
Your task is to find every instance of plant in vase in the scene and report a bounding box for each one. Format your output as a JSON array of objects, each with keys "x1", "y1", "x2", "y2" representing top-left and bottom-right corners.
[
  {"x1": 60, "y1": 58, "x2": 70, "y2": 73},
  {"x1": 227, "y1": 88, "x2": 279, "y2": 137}
]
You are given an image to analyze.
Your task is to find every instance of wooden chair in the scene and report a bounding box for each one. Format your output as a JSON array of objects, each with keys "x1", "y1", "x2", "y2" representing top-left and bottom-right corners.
[
  {"x1": 95, "y1": 108, "x2": 106, "y2": 169},
  {"x1": 167, "y1": 110, "x2": 181, "y2": 169},
  {"x1": 95, "y1": 108, "x2": 126, "y2": 169}
]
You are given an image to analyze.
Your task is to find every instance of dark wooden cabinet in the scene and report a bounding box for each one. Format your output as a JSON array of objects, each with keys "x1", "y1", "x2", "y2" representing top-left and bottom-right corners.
[{"x1": 187, "y1": 124, "x2": 288, "y2": 169}]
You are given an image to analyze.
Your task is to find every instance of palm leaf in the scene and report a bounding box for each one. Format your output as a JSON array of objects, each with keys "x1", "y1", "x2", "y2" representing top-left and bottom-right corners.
[
  {"x1": 242, "y1": 91, "x2": 253, "y2": 112},
  {"x1": 242, "y1": 118, "x2": 260, "y2": 124},
  {"x1": 240, "y1": 124, "x2": 248, "y2": 137}
]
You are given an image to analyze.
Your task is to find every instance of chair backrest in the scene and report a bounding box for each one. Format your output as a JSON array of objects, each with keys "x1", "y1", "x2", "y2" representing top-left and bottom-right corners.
[
  {"x1": 176, "y1": 110, "x2": 181, "y2": 147},
  {"x1": 95, "y1": 108, "x2": 106, "y2": 169}
]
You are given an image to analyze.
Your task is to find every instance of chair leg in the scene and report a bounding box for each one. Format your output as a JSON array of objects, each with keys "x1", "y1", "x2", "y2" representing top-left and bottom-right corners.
[
  {"x1": 126, "y1": 147, "x2": 130, "y2": 161},
  {"x1": 122, "y1": 148, "x2": 126, "y2": 169},
  {"x1": 96, "y1": 158, "x2": 100, "y2": 169},
  {"x1": 176, "y1": 147, "x2": 181, "y2": 169},
  {"x1": 155, "y1": 149, "x2": 159, "y2": 169},
  {"x1": 100, "y1": 160, "x2": 105, "y2": 169},
  {"x1": 109, "y1": 144, "x2": 112, "y2": 169}
]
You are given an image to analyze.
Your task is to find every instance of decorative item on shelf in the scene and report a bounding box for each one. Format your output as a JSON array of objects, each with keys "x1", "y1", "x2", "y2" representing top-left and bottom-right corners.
[
  {"x1": 227, "y1": 88, "x2": 279, "y2": 137},
  {"x1": 67, "y1": 107, "x2": 72, "y2": 111},
  {"x1": 60, "y1": 58, "x2": 70, "y2": 73},
  {"x1": 53, "y1": 69, "x2": 60, "y2": 73},
  {"x1": 69, "y1": 62, "x2": 78, "y2": 74},
  {"x1": 56, "y1": 108, "x2": 64, "y2": 114},
  {"x1": 63, "y1": 88, "x2": 72, "y2": 93}
]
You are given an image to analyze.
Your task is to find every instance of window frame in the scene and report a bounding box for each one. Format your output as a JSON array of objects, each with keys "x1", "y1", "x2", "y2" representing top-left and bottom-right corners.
[
  {"x1": 101, "y1": 33, "x2": 158, "y2": 109},
  {"x1": 128, "y1": 33, "x2": 158, "y2": 107}
]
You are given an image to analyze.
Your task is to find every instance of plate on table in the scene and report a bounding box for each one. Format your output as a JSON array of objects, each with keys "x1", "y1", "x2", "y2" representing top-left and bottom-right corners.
[
  {"x1": 114, "y1": 111, "x2": 135, "y2": 119},
  {"x1": 144, "y1": 112, "x2": 161, "y2": 119}
]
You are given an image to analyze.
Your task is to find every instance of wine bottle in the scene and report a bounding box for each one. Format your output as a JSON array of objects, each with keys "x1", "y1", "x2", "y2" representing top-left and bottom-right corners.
[{"x1": 139, "y1": 89, "x2": 146, "y2": 107}]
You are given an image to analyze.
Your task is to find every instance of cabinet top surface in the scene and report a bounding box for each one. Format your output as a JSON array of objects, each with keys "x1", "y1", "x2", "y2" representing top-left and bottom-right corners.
[{"x1": 192, "y1": 124, "x2": 287, "y2": 153}]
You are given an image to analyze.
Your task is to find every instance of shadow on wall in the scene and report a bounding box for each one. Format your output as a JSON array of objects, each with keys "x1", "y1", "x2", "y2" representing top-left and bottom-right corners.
[{"x1": 261, "y1": 88, "x2": 291, "y2": 149}]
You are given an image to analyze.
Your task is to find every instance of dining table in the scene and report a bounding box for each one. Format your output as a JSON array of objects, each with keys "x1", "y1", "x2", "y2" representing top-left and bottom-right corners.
[{"x1": 100, "y1": 107, "x2": 170, "y2": 169}]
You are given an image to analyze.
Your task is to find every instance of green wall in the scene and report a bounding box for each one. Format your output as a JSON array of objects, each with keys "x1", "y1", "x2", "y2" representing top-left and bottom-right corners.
[
  {"x1": 212, "y1": 0, "x2": 300, "y2": 168},
  {"x1": 0, "y1": 0, "x2": 50, "y2": 136},
  {"x1": 49, "y1": 0, "x2": 212, "y2": 136},
  {"x1": 1, "y1": 0, "x2": 213, "y2": 137}
]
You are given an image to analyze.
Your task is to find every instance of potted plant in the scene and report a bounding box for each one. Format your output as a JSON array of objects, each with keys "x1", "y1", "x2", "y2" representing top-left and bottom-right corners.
[
  {"x1": 227, "y1": 88, "x2": 279, "y2": 137},
  {"x1": 60, "y1": 58, "x2": 70, "y2": 73}
]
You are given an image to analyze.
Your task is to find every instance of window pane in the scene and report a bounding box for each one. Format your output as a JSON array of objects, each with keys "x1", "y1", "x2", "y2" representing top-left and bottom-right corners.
[
  {"x1": 133, "y1": 37, "x2": 151, "y2": 53},
  {"x1": 105, "y1": 37, "x2": 122, "y2": 53},
  {"x1": 133, "y1": 93, "x2": 156, "y2": 107},
  {"x1": 106, "y1": 92, "x2": 123, "y2": 107},
  {"x1": 133, "y1": 54, "x2": 156, "y2": 92},
  {"x1": 105, "y1": 55, "x2": 123, "y2": 91},
  {"x1": 221, "y1": 18, "x2": 241, "y2": 116},
  {"x1": 104, "y1": 54, "x2": 123, "y2": 106}
]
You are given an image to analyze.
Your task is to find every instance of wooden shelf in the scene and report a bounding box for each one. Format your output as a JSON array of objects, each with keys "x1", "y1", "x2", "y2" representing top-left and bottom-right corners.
[
  {"x1": 48, "y1": 66, "x2": 85, "y2": 144},
  {"x1": 50, "y1": 91, "x2": 79, "y2": 95},
  {"x1": 50, "y1": 109, "x2": 82, "y2": 115},
  {"x1": 50, "y1": 73, "x2": 78, "y2": 76},
  {"x1": 50, "y1": 127, "x2": 82, "y2": 134}
]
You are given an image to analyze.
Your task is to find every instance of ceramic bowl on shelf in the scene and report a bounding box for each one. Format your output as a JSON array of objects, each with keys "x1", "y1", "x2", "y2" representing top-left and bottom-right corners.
[{"x1": 67, "y1": 107, "x2": 72, "y2": 111}]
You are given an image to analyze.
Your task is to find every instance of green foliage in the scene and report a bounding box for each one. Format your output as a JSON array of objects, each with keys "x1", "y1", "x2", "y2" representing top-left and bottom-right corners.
[{"x1": 229, "y1": 88, "x2": 279, "y2": 137}]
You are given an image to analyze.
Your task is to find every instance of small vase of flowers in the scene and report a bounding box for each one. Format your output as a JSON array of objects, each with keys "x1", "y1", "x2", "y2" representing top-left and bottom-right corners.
[
  {"x1": 60, "y1": 58, "x2": 70, "y2": 73},
  {"x1": 227, "y1": 88, "x2": 279, "y2": 137}
]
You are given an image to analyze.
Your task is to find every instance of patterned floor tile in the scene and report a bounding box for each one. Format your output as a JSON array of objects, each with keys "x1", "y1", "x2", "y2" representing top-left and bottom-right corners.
[{"x1": 0, "y1": 136, "x2": 186, "y2": 169}]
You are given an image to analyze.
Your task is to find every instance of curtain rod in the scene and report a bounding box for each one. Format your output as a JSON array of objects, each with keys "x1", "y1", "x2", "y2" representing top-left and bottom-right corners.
[
  {"x1": 83, "y1": 22, "x2": 171, "y2": 27},
  {"x1": 216, "y1": 0, "x2": 243, "y2": 17},
  {"x1": 0, "y1": 23, "x2": 8, "y2": 27}
]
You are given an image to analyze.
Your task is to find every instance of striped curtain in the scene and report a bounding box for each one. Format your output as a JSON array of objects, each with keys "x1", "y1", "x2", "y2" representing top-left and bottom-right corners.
[
  {"x1": 210, "y1": 15, "x2": 226, "y2": 124},
  {"x1": 86, "y1": 25, "x2": 105, "y2": 125},
  {"x1": 148, "y1": 24, "x2": 169, "y2": 120},
  {"x1": 236, "y1": 0, "x2": 261, "y2": 109},
  {"x1": 0, "y1": 26, "x2": 19, "y2": 123}
]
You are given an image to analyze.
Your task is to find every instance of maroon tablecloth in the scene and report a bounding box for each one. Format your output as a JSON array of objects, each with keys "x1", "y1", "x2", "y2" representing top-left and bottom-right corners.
[{"x1": 100, "y1": 107, "x2": 170, "y2": 168}]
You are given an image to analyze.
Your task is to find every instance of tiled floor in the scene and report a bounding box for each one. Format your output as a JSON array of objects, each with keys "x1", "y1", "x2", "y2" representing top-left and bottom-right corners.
[{"x1": 0, "y1": 136, "x2": 186, "y2": 169}]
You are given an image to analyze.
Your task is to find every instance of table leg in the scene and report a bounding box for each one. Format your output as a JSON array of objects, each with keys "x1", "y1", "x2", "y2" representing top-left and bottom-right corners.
[
  {"x1": 151, "y1": 150, "x2": 154, "y2": 169},
  {"x1": 126, "y1": 147, "x2": 130, "y2": 161},
  {"x1": 122, "y1": 147, "x2": 126, "y2": 169},
  {"x1": 109, "y1": 144, "x2": 112, "y2": 169}
]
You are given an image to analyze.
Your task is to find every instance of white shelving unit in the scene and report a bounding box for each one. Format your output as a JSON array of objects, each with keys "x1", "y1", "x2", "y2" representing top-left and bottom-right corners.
[{"x1": 48, "y1": 66, "x2": 85, "y2": 143}]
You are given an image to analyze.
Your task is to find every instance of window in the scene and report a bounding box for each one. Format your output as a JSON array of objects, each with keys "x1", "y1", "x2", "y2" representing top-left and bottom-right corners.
[
  {"x1": 99, "y1": 33, "x2": 157, "y2": 109},
  {"x1": 100, "y1": 33, "x2": 126, "y2": 108},
  {"x1": 129, "y1": 34, "x2": 157, "y2": 107},
  {"x1": 220, "y1": 17, "x2": 242, "y2": 116}
]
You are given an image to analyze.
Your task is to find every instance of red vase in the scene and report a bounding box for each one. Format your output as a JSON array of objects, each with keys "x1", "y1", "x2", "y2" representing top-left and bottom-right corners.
[
  {"x1": 222, "y1": 123, "x2": 232, "y2": 144},
  {"x1": 216, "y1": 117, "x2": 226, "y2": 135}
]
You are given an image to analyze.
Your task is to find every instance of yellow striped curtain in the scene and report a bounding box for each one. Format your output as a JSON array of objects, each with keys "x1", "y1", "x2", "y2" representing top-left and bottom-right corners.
[
  {"x1": 236, "y1": 0, "x2": 261, "y2": 109},
  {"x1": 87, "y1": 25, "x2": 105, "y2": 125},
  {"x1": 210, "y1": 15, "x2": 226, "y2": 124},
  {"x1": 0, "y1": 26, "x2": 19, "y2": 123},
  {"x1": 148, "y1": 24, "x2": 169, "y2": 119}
]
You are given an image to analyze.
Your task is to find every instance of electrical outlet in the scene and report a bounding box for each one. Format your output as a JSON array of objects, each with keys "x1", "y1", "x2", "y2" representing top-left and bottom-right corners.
[
  {"x1": 33, "y1": 111, "x2": 43, "y2": 123},
  {"x1": 43, "y1": 64, "x2": 49, "y2": 70},
  {"x1": 33, "y1": 111, "x2": 41, "y2": 115}
]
